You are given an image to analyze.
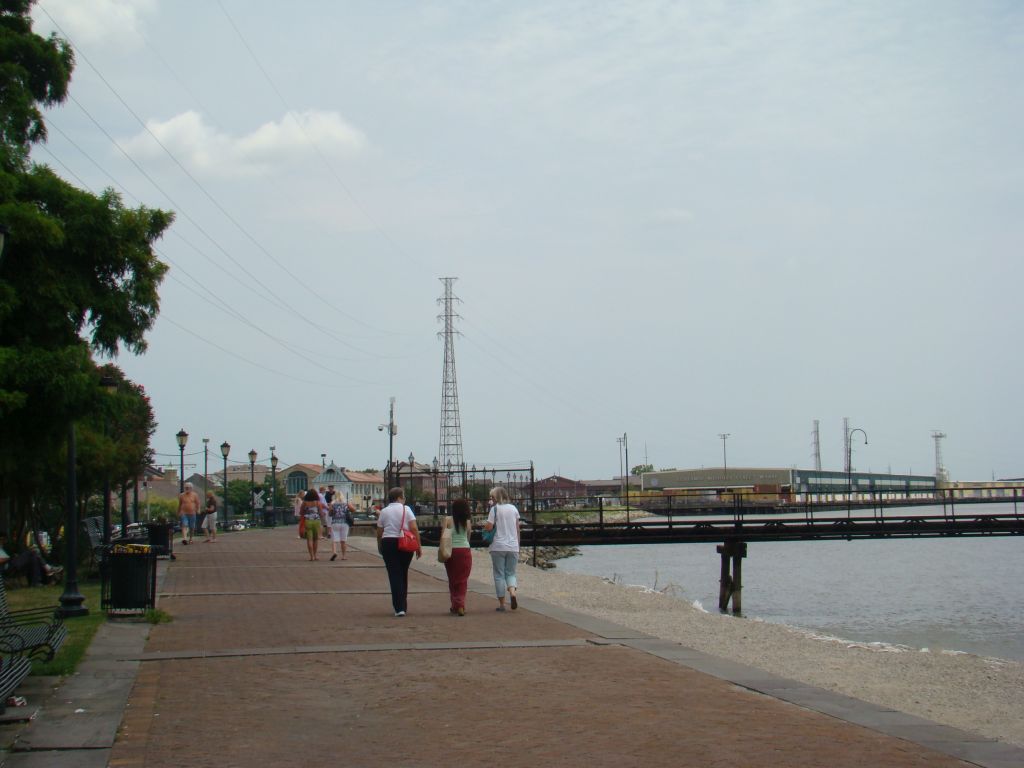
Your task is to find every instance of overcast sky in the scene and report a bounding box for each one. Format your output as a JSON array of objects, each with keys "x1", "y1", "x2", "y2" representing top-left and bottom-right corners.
[{"x1": 29, "y1": 0, "x2": 1024, "y2": 482}]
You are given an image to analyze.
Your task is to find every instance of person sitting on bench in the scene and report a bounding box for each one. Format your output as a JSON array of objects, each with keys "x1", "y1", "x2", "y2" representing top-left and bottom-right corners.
[{"x1": 0, "y1": 535, "x2": 63, "y2": 586}]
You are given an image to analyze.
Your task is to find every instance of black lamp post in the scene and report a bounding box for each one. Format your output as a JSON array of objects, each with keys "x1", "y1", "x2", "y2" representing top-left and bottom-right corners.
[
  {"x1": 220, "y1": 441, "x2": 230, "y2": 528},
  {"x1": 100, "y1": 375, "x2": 118, "y2": 544},
  {"x1": 847, "y1": 428, "x2": 868, "y2": 518},
  {"x1": 433, "y1": 457, "x2": 439, "y2": 514},
  {"x1": 379, "y1": 396, "x2": 396, "y2": 487},
  {"x1": 248, "y1": 449, "x2": 257, "y2": 525},
  {"x1": 270, "y1": 447, "x2": 278, "y2": 524},
  {"x1": 407, "y1": 452, "x2": 415, "y2": 502},
  {"x1": 58, "y1": 422, "x2": 87, "y2": 617},
  {"x1": 176, "y1": 428, "x2": 188, "y2": 493},
  {"x1": 202, "y1": 437, "x2": 209, "y2": 499}
]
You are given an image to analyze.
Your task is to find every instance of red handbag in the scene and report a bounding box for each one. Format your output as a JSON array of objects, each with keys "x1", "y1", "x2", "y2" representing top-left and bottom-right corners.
[{"x1": 397, "y1": 507, "x2": 418, "y2": 552}]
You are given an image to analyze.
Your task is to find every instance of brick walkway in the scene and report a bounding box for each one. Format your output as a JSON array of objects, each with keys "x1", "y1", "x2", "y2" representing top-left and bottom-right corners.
[{"x1": 96, "y1": 526, "x2": 1010, "y2": 767}]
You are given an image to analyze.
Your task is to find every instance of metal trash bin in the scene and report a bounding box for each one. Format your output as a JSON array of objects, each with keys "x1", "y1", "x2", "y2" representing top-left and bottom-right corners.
[
  {"x1": 145, "y1": 522, "x2": 175, "y2": 559},
  {"x1": 262, "y1": 507, "x2": 277, "y2": 528},
  {"x1": 101, "y1": 543, "x2": 157, "y2": 614}
]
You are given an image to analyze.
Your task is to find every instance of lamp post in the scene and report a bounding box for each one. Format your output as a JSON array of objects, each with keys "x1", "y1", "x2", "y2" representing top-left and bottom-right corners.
[
  {"x1": 248, "y1": 449, "x2": 258, "y2": 526},
  {"x1": 433, "y1": 457, "x2": 439, "y2": 515},
  {"x1": 321, "y1": 452, "x2": 326, "y2": 469},
  {"x1": 58, "y1": 421, "x2": 88, "y2": 617},
  {"x1": 220, "y1": 442, "x2": 230, "y2": 528},
  {"x1": 270, "y1": 447, "x2": 278, "y2": 525},
  {"x1": 176, "y1": 428, "x2": 189, "y2": 493},
  {"x1": 847, "y1": 428, "x2": 868, "y2": 518},
  {"x1": 718, "y1": 433, "x2": 730, "y2": 487},
  {"x1": 100, "y1": 375, "x2": 117, "y2": 544},
  {"x1": 623, "y1": 432, "x2": 630, "y2": 524},
  {"x1": 202, "y1": 437, "x2": 209, "y2": 499},
  {"x1": 407, "y1": 452, "x2": 415, "y2": 503},
  {"x1": 379, "y1": 396, "x2": 396, "y2": 487}
]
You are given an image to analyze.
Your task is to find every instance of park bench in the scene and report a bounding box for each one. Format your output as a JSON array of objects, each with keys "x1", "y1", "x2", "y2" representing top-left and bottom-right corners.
[
  {"x1": 0, "y1": 645, "x2": 31, "y2": 714},
  {"x1": 0, "y1": 578, "x2": 67, "y2": 663}
]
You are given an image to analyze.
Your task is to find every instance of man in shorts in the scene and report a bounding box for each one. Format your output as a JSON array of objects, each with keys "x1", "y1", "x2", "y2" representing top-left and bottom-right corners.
[{"x1": 177, "y1": 482, "x2": 200, "y2": 545}]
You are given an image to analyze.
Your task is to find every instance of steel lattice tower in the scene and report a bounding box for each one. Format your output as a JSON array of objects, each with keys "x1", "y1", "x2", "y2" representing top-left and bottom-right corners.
[{"x1": 437, "y1": 278, "x2": 464, "y2": 470}]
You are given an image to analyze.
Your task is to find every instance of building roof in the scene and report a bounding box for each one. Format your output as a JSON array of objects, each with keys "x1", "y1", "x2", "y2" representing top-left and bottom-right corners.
[{"x1": 344, "y1": 470, "x2": 385, "y2": 484}]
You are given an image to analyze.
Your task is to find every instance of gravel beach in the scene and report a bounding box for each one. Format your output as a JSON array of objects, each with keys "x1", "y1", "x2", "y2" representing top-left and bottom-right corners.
[{"x1": 418, "y1": 546, "x2": 1024, "y2": 749}]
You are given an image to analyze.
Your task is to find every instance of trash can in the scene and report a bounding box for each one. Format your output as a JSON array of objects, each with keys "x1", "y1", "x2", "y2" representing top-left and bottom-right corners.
[
  {"x1": 101, "y1": 543, "x2": 157, "y2": 614},
  {"x1": 262, "y1": 507, "x2": 277, "y2": 528},
  {"x1": 145, "y1": 522, "x2": 175, "y2": 559}
]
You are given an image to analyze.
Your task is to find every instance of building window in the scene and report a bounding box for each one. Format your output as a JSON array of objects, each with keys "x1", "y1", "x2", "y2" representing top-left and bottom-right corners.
[{"x1": 287, "y1": 472, "x2": 308, "y2": 496}]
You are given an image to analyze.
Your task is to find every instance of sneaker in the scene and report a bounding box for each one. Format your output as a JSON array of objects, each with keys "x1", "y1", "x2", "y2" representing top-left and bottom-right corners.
[
  {"x1": 394, "y1": 611, "x2": 406, "y2": 617},
  {"x1": 495, "y1": 606, "x2": 506, "y2": 612}
]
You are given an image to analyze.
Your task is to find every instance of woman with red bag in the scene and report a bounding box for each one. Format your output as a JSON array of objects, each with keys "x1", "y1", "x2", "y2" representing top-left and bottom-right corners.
[{"x1": 375, "y1": 487, "x2": 421, "y2": 616}]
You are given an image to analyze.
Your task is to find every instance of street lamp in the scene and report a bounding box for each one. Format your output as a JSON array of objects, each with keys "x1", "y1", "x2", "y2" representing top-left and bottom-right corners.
[
  {"x1": 220, "y1": 441, "x2": 230, "y2": 528},
  {"x1": 718, "y1": 433, "x2": 730, "y2": 487},
  {"x1": 321, "y1": 452, "x2": 326, "y2": 468},
  {"x1": 270, "y1": 447, "x2": 278, "y2": 524},
  {"x1": 202, "y1": 437, "x2": 209, "y2": 500},
  {"x1": 379, "y1": 396, "x2": 396, "y2": 486},
  {"x1": 176, "y1": 428, "x2": 189, "y2": 493},
  {"x1": 248, "y1": 449, "x2": 258, "y2": 525},
  {"x1": 407, "y1": 452, "x2": 415, "y2": 501},
  {"x1": 100, "y1": 375, "x2": 117, "y2": 544},
  {"x1": 58, "y1": 420, "x2": 87, "y2": 617},
  {"x1": 847, "y1": 428, "x2": 868, "y2": 518}
]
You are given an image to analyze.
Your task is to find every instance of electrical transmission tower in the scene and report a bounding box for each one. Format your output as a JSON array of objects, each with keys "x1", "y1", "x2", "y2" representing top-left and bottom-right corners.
[
  {"x1": 437, "y1": 277, "x2": 464, "y2": 471},
  {"x1": 932, "y1": 430, "x2": 948, "y2": 482},
  {"x1": 812, "y1": 419, "x2": 822, "y2": 471},
  {"x1": 842, "y1": 417, "x2": 850, "y2": 473}
]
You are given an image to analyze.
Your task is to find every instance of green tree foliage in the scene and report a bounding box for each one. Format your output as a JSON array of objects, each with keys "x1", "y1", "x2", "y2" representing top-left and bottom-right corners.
[
  {"x1": 0, "y1": 1, "x2": 172, "y2": 547},
  {"x1": 631, "y1": 464, "x2": 654, "y2": 476}
]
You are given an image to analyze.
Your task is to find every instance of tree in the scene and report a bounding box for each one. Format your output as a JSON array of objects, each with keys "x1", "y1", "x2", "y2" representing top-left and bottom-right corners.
[
  {"x1": 0, "y1": 1, "x2": 172, "y2": 544},
  {"x1": 631, "y1": 464, "x2": 654, "y2": 476}
]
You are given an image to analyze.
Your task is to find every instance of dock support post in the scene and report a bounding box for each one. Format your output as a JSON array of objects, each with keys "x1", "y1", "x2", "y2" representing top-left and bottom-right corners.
[{"x1": 716, "y1": 541, "x2": 747, "y2": 614}]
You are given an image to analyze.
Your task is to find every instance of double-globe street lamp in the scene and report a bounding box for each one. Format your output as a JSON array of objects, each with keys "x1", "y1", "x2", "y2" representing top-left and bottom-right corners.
[{"x1": 220, "y1": 441, "x2": 230, "y2": 528}]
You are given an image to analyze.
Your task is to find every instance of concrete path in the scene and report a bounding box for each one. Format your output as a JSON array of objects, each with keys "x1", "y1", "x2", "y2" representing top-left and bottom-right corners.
[{"x1": 4, "y1": 525, "x2": 1022, "y2": 767}]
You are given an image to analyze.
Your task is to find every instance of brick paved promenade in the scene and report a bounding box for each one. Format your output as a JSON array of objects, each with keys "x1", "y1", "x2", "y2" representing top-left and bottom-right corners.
[{"x1": 12, "y1": 525, "x2": 1024, "y2": 767}]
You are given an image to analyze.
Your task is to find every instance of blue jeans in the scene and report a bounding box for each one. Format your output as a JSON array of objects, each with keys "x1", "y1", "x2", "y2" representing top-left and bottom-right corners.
[{"x1": 490, "y1": 551, "x2": 518, "y2": 599}]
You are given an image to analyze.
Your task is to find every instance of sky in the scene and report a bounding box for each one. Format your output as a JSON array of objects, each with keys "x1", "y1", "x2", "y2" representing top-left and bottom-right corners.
[{"x1": 27, "y1": 0, "x2": 1024, "y2": 482}]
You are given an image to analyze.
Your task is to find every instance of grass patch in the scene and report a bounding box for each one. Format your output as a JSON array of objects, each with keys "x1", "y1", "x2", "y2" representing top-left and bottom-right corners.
[
  {"x1": 144, "y1": 608, "x2": 172, "y2": 624},
  {"x1": 5, "y1": 580, "x2": 106, "y2": 677}
]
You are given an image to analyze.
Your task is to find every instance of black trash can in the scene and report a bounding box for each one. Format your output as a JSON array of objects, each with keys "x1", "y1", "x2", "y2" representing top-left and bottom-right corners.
[
  {"x1": 101, "y1": 543, "x2": 157, "y2": 614},
  {"x1": 262, "y1": 507, "x2": 277, "y2": 528},
  {"x1": 146, "y1": 522, "x2": 175, "y2": 559}
]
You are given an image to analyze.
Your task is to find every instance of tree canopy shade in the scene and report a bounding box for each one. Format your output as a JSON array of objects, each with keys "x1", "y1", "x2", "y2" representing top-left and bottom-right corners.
[{"x1": 0, "y1": 0, "x2": 172, "y2": 550}]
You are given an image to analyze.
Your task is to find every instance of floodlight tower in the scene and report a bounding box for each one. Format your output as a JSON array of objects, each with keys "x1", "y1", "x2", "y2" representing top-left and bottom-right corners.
[
  {"x1": 437, "y1": 277, "x2": 464, "y2": 472},
  {"x1": 932, "y1": 430, "x2": 948, "y2": 483}
]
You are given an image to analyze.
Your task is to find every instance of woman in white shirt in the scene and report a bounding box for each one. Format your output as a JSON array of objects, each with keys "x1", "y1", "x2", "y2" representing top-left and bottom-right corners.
[
  {"x1": 375, "y1": 487, "x2": 421, "y2": 616},
  {"x1": 484, "y1": 486, "x2": 520, "y2": 611}
]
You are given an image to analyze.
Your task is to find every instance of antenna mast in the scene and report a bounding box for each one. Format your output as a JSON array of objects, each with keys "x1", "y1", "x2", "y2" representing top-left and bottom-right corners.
[{"x1": 437, "y1": 278, "x2": 464, "y2": 471}]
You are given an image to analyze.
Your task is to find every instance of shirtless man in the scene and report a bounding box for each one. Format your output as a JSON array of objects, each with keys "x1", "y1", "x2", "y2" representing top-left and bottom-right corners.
[{"x1": 177, "y1": 482, "x2": 200, "y2": 545}]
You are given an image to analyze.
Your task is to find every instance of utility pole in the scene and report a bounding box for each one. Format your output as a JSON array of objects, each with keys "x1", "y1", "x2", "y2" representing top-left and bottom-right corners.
[
  {"x1": 623, "y1": 432, "x2": 630, "y2": 523},
  {"x1": 812, "y1": 420, "x2": 822, "y2": 471},
  {"x1": 718, "y1": 433, "x2": 730, "y2": 485}
]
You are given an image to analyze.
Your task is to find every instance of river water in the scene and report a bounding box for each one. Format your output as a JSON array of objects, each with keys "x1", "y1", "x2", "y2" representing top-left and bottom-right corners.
[{"x1": 556, "y1": 504, "x2": 1024, "y2": 662}]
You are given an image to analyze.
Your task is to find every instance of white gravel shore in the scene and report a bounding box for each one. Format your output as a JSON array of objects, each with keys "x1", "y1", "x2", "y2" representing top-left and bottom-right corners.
[{"x1": 418, "y1": 546, "x2": 1024, "y2": 748}]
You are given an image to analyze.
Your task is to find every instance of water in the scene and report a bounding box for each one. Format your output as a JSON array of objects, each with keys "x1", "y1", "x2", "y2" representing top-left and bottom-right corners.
[{"x1": 557, "y1": 505, "x2": 1024, "y2": 661}]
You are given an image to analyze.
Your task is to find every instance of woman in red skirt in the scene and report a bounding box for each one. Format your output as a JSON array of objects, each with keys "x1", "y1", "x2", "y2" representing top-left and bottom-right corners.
[{"x1": 444, "y1": 498, "x2": 473, "y2": 616}]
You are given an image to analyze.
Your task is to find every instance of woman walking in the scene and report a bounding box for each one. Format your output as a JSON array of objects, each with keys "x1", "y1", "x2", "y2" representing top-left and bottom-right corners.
[
  {"x1": 329, "y1": 496, "x2": 353, "y2": 561},
  {"x1": 443, "y1": 498, "x2": 473, "y2": 616},
  {"x1": 484, "y1": 486, "x2": 520, "y2": 611},
  {"x1": 375, "y1": 487, "x2": 421, "y2": 616},
  {"x1": 300, "y1": 489, "x2": 323, "y2": 561}
]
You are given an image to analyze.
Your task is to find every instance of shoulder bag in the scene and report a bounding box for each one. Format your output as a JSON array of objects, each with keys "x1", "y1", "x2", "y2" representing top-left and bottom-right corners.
[
  {"x1": 397, "y1": 506, "x2": 419, "y2": 553},
  {"x1": 437, "y1": 518, "x2": 453, "y2": 562},
  {"x1": 481, "y1": 505, "x2": 497, "y2": 545}
]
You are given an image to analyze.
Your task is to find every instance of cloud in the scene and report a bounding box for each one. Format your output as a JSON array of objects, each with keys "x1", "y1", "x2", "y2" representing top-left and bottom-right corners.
[
  {"x1": 33, "y1": 0, "x2": 156, "y2": 51},
  {"x1": 122, "y1": 110, "x2": 367, "y2": 177}
]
